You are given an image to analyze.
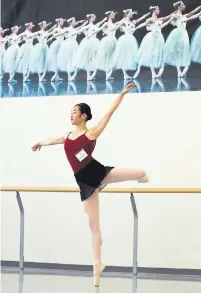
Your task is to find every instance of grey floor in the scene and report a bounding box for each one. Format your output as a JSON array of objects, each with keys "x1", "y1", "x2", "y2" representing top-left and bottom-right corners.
[{"x1": 1, "y1": 271, "x2": 201, "y2": 293}]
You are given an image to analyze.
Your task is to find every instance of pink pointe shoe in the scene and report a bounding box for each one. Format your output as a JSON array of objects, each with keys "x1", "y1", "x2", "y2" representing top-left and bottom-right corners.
[{"x1": 93, "y1": 260, "x2": 105, "y2": 287}]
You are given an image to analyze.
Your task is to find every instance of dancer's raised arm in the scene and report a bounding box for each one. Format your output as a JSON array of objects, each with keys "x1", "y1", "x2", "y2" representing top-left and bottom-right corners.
[
  {"x1": 96, "y1": 17, "x2": 107, "y2": 27},
  {"x1": 87, "y1": 83, "x2": 135, "y2": 140},
  {"x1": 135, "y1": 12, "x2": 151, "y2": 24},
  {"x1": 161, "y1": 13, "x2": 177, "y2": 28},
  {"x1": 185, "y1": 5, "x2": 201, "y2": 18}
]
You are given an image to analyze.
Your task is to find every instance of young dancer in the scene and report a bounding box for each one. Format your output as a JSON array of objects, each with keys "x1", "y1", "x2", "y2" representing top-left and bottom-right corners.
[{"x1": 31, "y1": 82, "x2": 148, "y2": 287}]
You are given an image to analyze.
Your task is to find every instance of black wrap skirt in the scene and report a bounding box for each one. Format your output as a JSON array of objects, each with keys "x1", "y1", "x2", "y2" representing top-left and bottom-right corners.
[{"x1": 75, "y1": 159, "x2": 114, "y2": 201}]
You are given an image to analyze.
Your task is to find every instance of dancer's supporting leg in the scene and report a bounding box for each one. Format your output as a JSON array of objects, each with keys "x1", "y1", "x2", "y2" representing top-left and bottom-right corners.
[
  {"x1": 106, "y1": 69, "x2": 113, "y2": 80},
  {"x1": 51, "y1": 68, "x2": 63, "y2": 82},
  {"x1": 157, "y1": 66, "x2": 164, "y2": 78},
  {"x1": 151, "y1": 67, "x2": 157, "y2": 79},
  {"x1": 177, "y1": 66, "x2": 182, "y2": 78},
  {"x1": 133, "y1": 65, "x2": 141, "y2": 79},
  {"x1": 181, "y1": 66, "x2": 189, "y2": 77},
  {"x1": 89, "y1": 70, "x2": 97, "y2": 81},
  {"x1": 69, "y1": 68, "x2": 79, "y2": 81},
  {"x1": 123, "y1": 69, "x2": 132, "y2": 80},
  {"x1": 83, "y1": 189, "x2": 105, "y2": 287}
]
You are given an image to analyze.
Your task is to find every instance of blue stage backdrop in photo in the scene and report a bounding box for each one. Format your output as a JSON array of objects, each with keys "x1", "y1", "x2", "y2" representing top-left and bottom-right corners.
[{"x1": 1, "y1": 0, "x2": 201, "y2": 98}]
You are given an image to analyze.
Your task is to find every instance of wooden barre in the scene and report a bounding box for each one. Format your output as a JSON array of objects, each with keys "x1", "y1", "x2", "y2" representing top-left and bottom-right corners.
[{"x1": 0, "y1": 187, "x2": 201, "y2": 193}]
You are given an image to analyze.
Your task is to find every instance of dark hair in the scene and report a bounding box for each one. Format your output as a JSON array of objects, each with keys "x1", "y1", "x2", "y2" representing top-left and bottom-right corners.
[{"x1": 75, "y1": 103, "x2": 92, "y2": 121}]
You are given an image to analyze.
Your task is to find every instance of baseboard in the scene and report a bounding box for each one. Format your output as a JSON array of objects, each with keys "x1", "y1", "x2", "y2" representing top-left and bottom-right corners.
[{"x1": 1, "y1": 260, "x2": 201, "y2": 277}]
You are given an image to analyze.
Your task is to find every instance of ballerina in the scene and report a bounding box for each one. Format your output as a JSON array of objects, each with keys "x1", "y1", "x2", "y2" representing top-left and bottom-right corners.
[
  {"x1": 52, "y1": 17, "x2": 87, "y2": 81},
  {"x1": 25, "y1": 21, "x2": 52, "y2": 82},
  {"x1": 3, "y1": 25, "x2": 21, "y2": 83},
  {"x1": 15, "y1": 22, "x2": 35, "y2": 82},
  {"x1": 112, "y1": 9, "x2": 150, "y2": 79},
  {"x1": 189, "y1": 12, "x2": 201, "y2": 65},
  {"x1": 164, "y1": 2, "x2": 201, "y2": 77},
  {"x1": 134, "y1": 6, "x2": 175, "y2": 79},
  {"x1": 45, "y1": 18, "x2": 66, "y2": 82},
  {"x1": 88, "y1": 11, "x2": 126, "y2": 81},
  {"x1": 69, "y1": 14, "x2": 107, "y2": 81},
  {"x1": 0, "y1": 27, "x2": 9, "y2": 82}
]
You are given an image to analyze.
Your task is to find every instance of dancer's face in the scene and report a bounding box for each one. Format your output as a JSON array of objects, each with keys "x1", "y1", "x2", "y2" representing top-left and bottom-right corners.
[
  {"x1": 91, "y1": 15, "x2": 96, "y2": 22},
  {"x1": 70, "y1": 106, "x2": 87, "y2": 125},
  {"x1": 14, "y1": 27, "x2": 19, "y2": 33},
  {"x1": 0, "y1": 28, "x2": 4, "y2": 36},
  {"x1": 154, "y1": 7, "x2": 160, "y2": 15},
  {"x1": 110, "y1": 12, "x2": 115, "y2": 20},
  {"x1": 180, "y1": 2, "x2": 186, "y2": 11},
  {"x1": 127, "y1": 10, "x2": 133, "y2": 18},
  {"x1": 42, "y1": 24, "x2": 47, "y2": 30},
  {"x1": 59, "y1": 20, "x2": 64, "y2": 27},
  {"x1": 71, "y1": 18, "x2": 76, "y2": 26}
]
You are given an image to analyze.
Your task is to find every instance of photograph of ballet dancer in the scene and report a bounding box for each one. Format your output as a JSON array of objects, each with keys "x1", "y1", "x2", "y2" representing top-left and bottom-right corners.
[{"x1": 1, "y1": 0, "x2": 201, "y2": 97}]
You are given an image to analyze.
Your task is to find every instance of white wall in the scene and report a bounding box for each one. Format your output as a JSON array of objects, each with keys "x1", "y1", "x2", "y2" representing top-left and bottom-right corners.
[{"x1": 1, "y1": 91, "x2": 201, "y2": 269}]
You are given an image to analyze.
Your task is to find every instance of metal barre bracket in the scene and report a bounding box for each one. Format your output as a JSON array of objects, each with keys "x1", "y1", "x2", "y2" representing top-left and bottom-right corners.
[
  {"x1": 16, "y1": 191, "x2": 24, "y2": 270},
  {"x1": 130, "y1": 193, "x2": 138, "y2": 276}
]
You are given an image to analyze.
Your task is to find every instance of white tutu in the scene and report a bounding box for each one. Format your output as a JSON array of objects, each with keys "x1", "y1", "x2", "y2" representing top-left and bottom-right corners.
[
  {"x1": 16, "y1": 42, "x2": 33, "y2": 74},
  {"x1": 3, "y1": 43, "x2": 19, "y2": 74},
  {"x1": 75, "y1": 37, "x2": 99, "y2": 71},
  {"x1": 113, "y1": 34, "x2": 138, "y2": 70},
  {"x1": 164, "y1": 15, "x2": 191, "y2": 67},
  {"x1": 191, "y1": 25, "x2": 201, "y2": 64},
  {"x1": 96, "y1": 36, "x2": 117, "y2": 71},
  {"x1": 135, "y1": 31, "x2": 165, "y2": 68},
  {"x1": 29, "y1": 42, "x2": 48, "y2": 74},
  {"x1": 46, "y1": 39, "x2": 62, "y2": 72},
  {"x1": 57, "y1": 38, "x2": 78, "y2": 72}
]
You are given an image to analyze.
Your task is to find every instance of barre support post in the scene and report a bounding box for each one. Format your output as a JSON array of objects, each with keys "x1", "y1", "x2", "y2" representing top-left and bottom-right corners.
[
  {"x1": 130, "y1": 193, "x2": 138, "y2": 275},
  {"x1": 16, "y1": 191, "x2": 24, "y2": 270}
]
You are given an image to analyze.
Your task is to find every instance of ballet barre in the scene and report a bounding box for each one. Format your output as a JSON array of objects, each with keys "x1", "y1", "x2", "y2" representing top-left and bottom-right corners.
[{"x1": 1, "y1": 186, "x2": 201, "y2": 275}]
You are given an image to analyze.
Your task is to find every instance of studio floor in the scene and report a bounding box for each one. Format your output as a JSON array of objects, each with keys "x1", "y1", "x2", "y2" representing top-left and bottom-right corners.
[{"x1": 1, "y1": 268, "x2": 201, "y2": 293}]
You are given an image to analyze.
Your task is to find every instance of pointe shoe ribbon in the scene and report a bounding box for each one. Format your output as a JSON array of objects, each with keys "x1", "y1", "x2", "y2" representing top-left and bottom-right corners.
[{"x1": 93, "y1": 260, "x2": 105, "y2": 287}]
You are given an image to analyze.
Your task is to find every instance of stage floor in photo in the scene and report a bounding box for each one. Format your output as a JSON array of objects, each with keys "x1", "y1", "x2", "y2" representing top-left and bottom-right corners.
[{"x1": 1, "y1": 65, "x2": 201, "y2": 98}]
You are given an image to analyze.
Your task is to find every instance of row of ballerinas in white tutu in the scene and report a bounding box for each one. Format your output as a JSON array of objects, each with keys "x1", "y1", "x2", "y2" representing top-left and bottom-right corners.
[{"x1": 1, "y1": 2, "x2": 201, "y2": 83}]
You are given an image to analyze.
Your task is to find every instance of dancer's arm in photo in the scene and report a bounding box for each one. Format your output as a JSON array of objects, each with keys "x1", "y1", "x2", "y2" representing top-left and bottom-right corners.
[
  {"x1": 185, "y1": 5, "x2": 201, "y2": 18},
  {"x1": 96, "y1": 17, "x2": 108, "y2": 27},
  {"x1": 134, "y1": 12, "x2": 151, "y2": 24},
  {"x1": 161, "y1": 13, "x2": 178, "y2": 28},
  {"x1": 67, "y1": 22, "x2": 90, "y2": 37},
  {"x1": 160, "y1": 11, "x2": 175, "y2": 22},
  {"x1": 102, "y1": 17, "x2": 125, "y2": 35},
  {"x1": 86, "y1": 83, "x2": 135, "y2": 140},
  {"x1": 134, "y1": 18, "x2": 152, "y2": 32},
  {"x1": 184, "y1": 10, "x2": 201, "y2": 21},
  {"x1": 74, "y1": 19, "x2": 85, "y2": 26}
]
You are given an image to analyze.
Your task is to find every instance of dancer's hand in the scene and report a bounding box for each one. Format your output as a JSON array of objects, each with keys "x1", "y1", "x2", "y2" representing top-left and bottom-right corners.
[
  {"x1": 32, "y1": 143, "x2": 42, "y2": 152},
  {"x1": 121, "y1": 82, "x2": 136, "y2": 94}
]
